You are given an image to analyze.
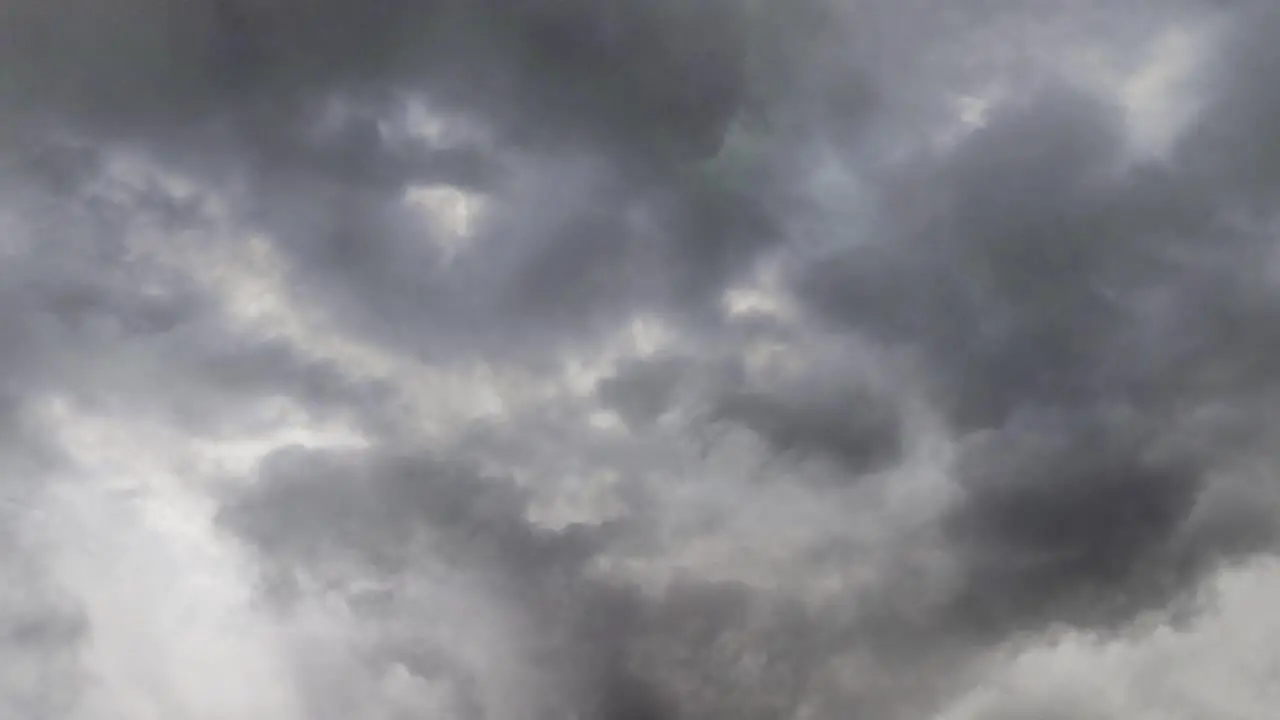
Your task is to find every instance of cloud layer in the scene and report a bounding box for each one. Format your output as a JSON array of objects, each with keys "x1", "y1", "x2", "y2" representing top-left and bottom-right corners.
[{"x1": 4, "y1": 1, "x2": 1280, "y2": 718}]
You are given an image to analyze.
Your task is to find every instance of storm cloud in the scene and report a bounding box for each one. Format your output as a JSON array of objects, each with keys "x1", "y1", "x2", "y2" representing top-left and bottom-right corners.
[{"x1": 3, "y1": 0, "x2": 1280, "y2": 718}]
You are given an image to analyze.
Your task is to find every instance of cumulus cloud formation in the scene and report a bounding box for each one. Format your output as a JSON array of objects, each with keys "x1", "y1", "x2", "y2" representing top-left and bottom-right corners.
[{"x1": 5, "y1": 0, "x2": 1280, "y2": 718}]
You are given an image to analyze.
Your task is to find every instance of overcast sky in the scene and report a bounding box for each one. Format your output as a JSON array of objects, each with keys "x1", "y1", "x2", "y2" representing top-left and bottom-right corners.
[{"x1": 3, "y1": 0, "x2": 1280, "y2": 718}]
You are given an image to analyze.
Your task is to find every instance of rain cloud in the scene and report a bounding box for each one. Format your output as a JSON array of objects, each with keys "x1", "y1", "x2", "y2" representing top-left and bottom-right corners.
[{"x1": 3, "y1": 1, "x2": 1280, "y2": 718}]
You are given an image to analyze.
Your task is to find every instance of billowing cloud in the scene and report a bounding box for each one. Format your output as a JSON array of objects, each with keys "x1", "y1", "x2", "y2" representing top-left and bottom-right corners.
[{"x1": 3, "y1": 1, "x2": 1280, "y2": 719}]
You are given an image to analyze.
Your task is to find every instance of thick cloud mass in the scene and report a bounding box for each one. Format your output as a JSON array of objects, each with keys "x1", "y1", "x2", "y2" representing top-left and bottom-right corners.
[{"x1": 5, "y1": 1, "x2": 1280, "y2": 718}]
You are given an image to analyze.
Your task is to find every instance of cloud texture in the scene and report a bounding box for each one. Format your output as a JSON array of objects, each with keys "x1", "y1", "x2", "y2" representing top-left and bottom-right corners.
[{"x1": 4, "y1": 0, "x2": 1280, "y2": 718}]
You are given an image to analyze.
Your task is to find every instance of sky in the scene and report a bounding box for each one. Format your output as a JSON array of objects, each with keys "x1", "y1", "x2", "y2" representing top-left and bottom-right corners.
[{"x1": 3, "y1": 0, "x2": 1280, "y2": 718}]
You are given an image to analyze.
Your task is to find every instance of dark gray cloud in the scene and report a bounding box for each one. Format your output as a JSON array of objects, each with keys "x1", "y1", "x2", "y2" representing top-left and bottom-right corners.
[
  {"x1": 708, "y1": 367, "x2": 905, "y2": 481},
  {"x1": 219, "y1": 446, "x2": 600, "y2": 586},
  {"x1": 942, "y1": 409, "x2": 1208, "y2": 634},
  {"x1": 4, "y1": 0, "x2": 842, "y2": 365},
  {"x1": 219, "y1": 445, "x2": 670, "y2": 720},
  {"x1": 5, "y1": 1, "x2": 1280, "y2": 719},
  {"x1": 792, "y1": 9, "x2": 1280, "y2": 645},
  {"x1": 596, "y1": 355, "x2": 691, "y2": 429},
  {"x1": 1178, "y1": 5, "x2": 1280, "y2": 206}
]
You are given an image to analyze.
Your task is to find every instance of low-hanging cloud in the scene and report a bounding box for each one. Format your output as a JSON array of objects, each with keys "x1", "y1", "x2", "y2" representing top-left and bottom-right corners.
[{"x1": 4, "y1": 1, "x2": 1280, "y2": 719}]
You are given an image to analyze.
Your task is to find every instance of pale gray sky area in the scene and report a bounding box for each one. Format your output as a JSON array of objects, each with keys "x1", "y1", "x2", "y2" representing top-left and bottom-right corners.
[{"x1": 3, "y1": 1, "x2": 1280, "y2": 718}]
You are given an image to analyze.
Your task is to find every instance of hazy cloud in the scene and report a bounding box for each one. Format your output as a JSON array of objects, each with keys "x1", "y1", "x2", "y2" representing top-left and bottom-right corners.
[{"x1": 3, "y1": 1, "x2": 1280, "y2": 719}]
